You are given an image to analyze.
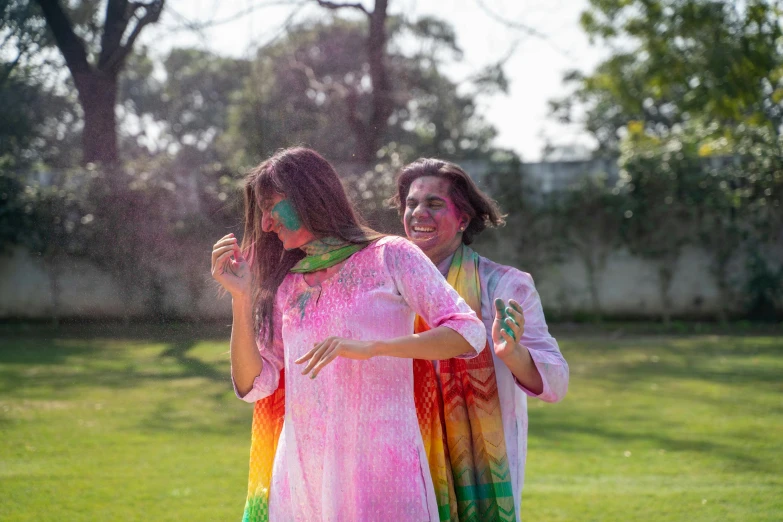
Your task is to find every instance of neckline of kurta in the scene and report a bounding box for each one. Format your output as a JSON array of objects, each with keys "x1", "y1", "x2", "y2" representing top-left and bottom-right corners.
[{"x1": 296, "y1": 243, "x2": 365, "y2": 289}]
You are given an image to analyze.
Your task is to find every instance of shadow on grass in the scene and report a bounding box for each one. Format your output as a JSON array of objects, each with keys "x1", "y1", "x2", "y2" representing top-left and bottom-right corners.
[
  {"x1": 0, "y1": 335, "x2": 252, "y2": 437},
  {"x1": 564, "y1": 336, "x2": 783, "y2": 391},
  {"x1": 159, "y1": 341, "x2": 224, "y2": 382},
  {"x1": 0, "y1": 320, "x2": 231, "y2": 343},
  {"x1": 0, "y1": 337, "x2": 230, "y2": 397},
  {"x1": 138, "y1": 398, "x2": 251, "y2": 437},
  {"x1": 528, "y1": 409, "x2": 778, "y2": 475},
  {"x1": 535, "y1": 335, "x2": 783, "y2": 476},
  {"x1": 0, "y1": 337, "x2": 94, "y2": 365}
]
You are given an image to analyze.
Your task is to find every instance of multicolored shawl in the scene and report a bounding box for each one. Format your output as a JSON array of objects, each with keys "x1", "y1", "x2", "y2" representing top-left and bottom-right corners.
[
  {"x1": 243, "y1": 372, "x2": 285, "y2": 522},
  {"x1": 413, "y1": 243, "x2": 516, "y2": 521},
  {"x1": 241, "y1": 242, "x2": 514, "y2": 522}
]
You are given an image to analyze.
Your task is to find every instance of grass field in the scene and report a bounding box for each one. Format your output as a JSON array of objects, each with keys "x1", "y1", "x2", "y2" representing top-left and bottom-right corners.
[{"x1": 0, "y1": 322, "x2": 781, "y2": 521}]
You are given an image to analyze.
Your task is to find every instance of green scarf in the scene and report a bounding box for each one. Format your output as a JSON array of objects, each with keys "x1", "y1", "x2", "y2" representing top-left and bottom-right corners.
[{"x1": 290, "y1": 237, "x2": 367, "y2": 273}]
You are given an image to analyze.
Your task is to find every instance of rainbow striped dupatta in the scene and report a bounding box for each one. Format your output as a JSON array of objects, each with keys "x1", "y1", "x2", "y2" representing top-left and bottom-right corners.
[
  {"x1": 413, "y1": 243, "x2": 516, "y2": 521},
  {"x1": 242, "y1": 371, "x2": 285, "y2": 522}
]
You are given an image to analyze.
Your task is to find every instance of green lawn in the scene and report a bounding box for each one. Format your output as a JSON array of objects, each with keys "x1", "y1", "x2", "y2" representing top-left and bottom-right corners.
[{"x1": 0, "y1": 323, "x2": 781, "y2": 521}]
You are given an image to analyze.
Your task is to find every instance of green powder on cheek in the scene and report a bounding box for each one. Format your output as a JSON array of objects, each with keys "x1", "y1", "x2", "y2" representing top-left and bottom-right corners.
[{"x1": 272, "y1": 199, "x2": 302, "y2": 231}]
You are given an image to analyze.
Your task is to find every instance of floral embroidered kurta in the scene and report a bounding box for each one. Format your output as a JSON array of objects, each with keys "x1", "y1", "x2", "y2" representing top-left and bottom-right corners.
[
  {"x1": 436, "y1": 252, "x2": 569, "y2": 521},
  {"x1": 235, "y1": 236, "x2": 486, "y2": 521}
]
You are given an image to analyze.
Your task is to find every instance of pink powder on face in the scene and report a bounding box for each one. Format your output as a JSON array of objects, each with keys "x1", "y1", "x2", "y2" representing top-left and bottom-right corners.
[{"x1": 403, "y1": 176, "x2": 466, "y2": 264}]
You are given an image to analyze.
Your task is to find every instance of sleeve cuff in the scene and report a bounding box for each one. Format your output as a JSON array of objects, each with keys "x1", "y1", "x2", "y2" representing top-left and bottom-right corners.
[
  {"x1": 232, "y1": 361, "x2": 280, "y2": 403},
  {"x1": 514, "y1": 347, "x2": 569, "y2": 401},
  {"x1": 441, "y1": 318, "x2": 486, "y2": 359}
]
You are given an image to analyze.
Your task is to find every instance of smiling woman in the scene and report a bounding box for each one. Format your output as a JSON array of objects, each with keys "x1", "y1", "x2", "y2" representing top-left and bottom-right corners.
[
  {"x1": 209, "y1": 147, "x2": 486, "y2": 521},
  {"x1": 393, "y1": 158, "x2": 569, "y2": 521}
]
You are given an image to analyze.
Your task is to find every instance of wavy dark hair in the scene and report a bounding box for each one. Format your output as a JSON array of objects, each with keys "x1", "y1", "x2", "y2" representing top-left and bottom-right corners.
[
  {"x1": 391, "y1": 158, "x2": 505, "y2": 245},
  {"x1": 242, "y1": 147, "x2": 381, "y2": 342}
]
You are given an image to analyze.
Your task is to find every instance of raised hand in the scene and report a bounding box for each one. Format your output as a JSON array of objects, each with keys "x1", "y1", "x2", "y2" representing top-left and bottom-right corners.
[
  {"x1": 211, "y1": 233, "x2": 252, "y2": 298},
  {"x1": 492, "y1": 298, "x2": 525, "y2": 358}
]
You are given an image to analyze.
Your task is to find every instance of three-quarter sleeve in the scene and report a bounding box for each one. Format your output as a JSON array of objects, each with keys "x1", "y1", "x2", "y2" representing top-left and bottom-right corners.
[
  {"x1": 232, "y1": 293, "x2": 286, "y2": 403},
  {"x1": 494, "y1": 270, "x2": 569, "y2": 402},
  {"x1": 383, "y1": 237, "x2": 486, "y2": 356}
]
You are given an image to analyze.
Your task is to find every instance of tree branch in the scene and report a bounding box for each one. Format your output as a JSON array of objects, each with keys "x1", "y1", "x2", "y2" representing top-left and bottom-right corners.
[
  {"x1": 473, "y1": 0, "x2": 572, "y2": 58},
  {"x1": 100, "y1": 0, "x2": 164, "y2": 74},
  {"x1": 473, "y1": 0, "x2": 544, "y2": 37},
  {"x1": 315, "y1": 0, "x2": 369, "y2": 16},
  {"x1": 287, "y1": 57, "x2": 367, "y2": 144},
  {"x1": 0, "y1": 49, "x2": 23, "y2": 86},
  {"x1": 288, "y1": 57, "x2": 348, "y2": 97},
  {"x1": 32, "y1": 0, "x2": 92, "y2": 76},
  {"x1": 344, "y1": 87, "x2": 368, "y2": 144},
  {"x1": 99, "y1": 0, "x2": 129, "y2": 71},
  {"x1": 166, "y1": 0, "x2": 304, "y2": 32}
]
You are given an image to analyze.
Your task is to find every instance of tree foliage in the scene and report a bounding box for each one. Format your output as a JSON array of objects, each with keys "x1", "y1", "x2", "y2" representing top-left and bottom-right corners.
[
  {"x1": 224, "y1": 15, "x2": 504, "y2": 168},
  {"x1": 553, "y1": 0, "x2": 783, "y2": 155},
  {"x1": 550, "y1": 175, "x2": 624, "y2": 316}
]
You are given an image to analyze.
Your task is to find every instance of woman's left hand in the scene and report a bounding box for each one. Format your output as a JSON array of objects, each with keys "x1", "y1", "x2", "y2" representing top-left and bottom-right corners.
[
  {"x1": 295, "y1": 337, "x2": 376, "y2": 379},
  {"x1": 492, "y1": 298, "x2": 525, "y2": 359}
]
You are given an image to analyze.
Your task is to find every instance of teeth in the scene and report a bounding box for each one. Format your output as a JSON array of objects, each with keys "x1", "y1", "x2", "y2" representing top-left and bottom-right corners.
[{"x1": 413, "y1": 226, "x2": 435, "y2": 233}]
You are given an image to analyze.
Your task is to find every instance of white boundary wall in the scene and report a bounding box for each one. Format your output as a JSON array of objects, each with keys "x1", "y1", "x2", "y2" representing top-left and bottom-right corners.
[{"x1": 0, "y1": 244, "x2": 766, "y2": 320}]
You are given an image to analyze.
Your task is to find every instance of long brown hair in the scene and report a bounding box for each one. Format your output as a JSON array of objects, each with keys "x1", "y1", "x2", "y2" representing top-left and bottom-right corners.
[
  {"x1": 391, "y1": 158, "x2": 506, "y2": 245},
  {"x1": 242, "y1": 147, "x2": 380, "y2": 342}
]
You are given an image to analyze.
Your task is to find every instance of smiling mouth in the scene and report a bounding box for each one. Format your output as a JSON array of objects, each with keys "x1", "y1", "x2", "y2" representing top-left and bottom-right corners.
[{"x1": 412, "y1": 225, "x2": 436, "y2": 233}]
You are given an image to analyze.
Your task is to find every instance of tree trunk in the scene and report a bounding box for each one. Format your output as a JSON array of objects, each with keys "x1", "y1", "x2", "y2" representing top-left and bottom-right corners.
[
  {"x1": 585, "y1": 255, "x2": 603, "y2": 321},
  {"x1": 33, "y1": 0, "x2": 163, "y2": 167},
  {"x1": 45, "y1": 257, "x2": 62, "y2": 327},
  {"x1": 711, "y1": 254, "x2": 732, "y2": 323},
  {"x1": 658, "y1": 264, "x2": 674, "y2": 326},
  {"x1": 576, "y1": 244, "x2": 603, "y2": 321},
  {"x1": 316, "y1": 0, "x2": 392, "y2": 163},
  {"x1": 361, "y1": 0, "x2": 391, "y2": 163},
  {"x1": 73, "y1": 70, "x2": 119, "y2": 166}
]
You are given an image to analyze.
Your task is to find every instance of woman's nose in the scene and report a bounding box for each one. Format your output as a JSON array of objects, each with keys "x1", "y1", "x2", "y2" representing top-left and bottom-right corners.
[{"x1": 411, "y1": 204, "x2": 427, "y2": 218}]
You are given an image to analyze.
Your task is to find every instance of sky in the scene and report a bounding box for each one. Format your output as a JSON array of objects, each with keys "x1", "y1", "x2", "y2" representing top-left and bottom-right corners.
[{"x1": 140, "y1": 0, "x2": 608, "y2": 161}]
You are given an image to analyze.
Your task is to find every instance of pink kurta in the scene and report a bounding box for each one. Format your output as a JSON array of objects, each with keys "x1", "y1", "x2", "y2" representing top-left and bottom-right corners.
[{"x1": 236, "y1": 236, "x2": 486, "y2": 521}]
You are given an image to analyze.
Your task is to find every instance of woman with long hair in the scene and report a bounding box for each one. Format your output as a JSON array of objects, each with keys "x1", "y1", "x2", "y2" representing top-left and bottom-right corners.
[
  {"x1": 393, "y1": 158, "x2": 569, "y2": 522},
  {"x1": 210, "y1": 148, "x2": 485, "y2": 521}
]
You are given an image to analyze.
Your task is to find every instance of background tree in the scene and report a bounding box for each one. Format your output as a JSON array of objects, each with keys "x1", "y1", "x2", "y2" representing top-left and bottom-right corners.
[
  {"x1": 121, "y1": 48, "x2": 250, "y2": 161},
  {"x1": 314, "y1": 0, "x2": 393, "y2": 163},
  {"x1": 224, "y1": 14, "x2": 506, "y2": 167},
  {"x1": 550, "y1": 175, "x2": 624, "y2": 318},
  {"x1": 30, "y1": 177, "x2": 90, "y2": 324},
  {"x1": 551, "y1": 0, "x2": 783, "y2": 156},
  {"x1": 476, "y1": 155, "x2": 564, "y2": 290},
  {"x1": 1, "y1": 1, "x2": 81, "y2": 170},
  {"x1": 32, "y1": 0, "x2": 165, "y2": 166},
  {"x1": 549, "y1": 0, "x2": 783, "y2": 320},
  {"x1": 616, "y1": 123, "x2": 703, "y2": 324}
]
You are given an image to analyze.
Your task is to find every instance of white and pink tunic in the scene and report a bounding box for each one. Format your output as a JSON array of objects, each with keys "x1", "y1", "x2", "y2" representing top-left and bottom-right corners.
[{"x1": 235, "y1": 236, "x2": 486, "y2": 521}]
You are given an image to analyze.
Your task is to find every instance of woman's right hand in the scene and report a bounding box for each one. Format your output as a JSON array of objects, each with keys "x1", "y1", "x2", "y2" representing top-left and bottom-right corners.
[{"x1": 211, "y1": 233, "x2": 252, "y2": 298}]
